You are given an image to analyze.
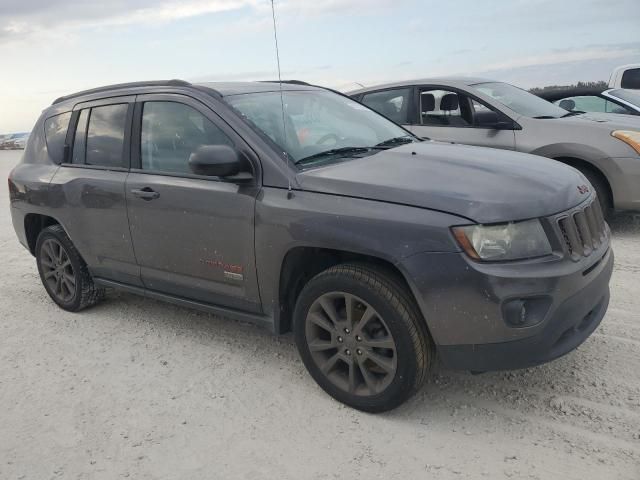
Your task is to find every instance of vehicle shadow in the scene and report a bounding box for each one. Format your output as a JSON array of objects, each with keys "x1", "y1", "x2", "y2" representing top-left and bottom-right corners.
[
  {"x1": 607, "y1": 211, "x2": 640, "y2": 235},
  {"x1": 91, "y1": 288, "x2": 613, "y2": 423}
]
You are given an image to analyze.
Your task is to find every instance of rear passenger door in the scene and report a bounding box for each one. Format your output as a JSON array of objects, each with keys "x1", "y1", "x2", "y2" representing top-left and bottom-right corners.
[
  {"x1": 408, "y1": 86, "x2": 515, "y2": 150},
  {"x1": 125, "y1": 94, "x2": 262, "y2": 313},
  {"x1": 50, "y1": 96, "x2": 141, "y2": 286}
]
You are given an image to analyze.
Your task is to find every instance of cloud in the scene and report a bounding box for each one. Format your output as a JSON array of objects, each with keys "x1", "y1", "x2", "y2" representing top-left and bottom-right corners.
[
  {"x1": 0, "y1": 0, "x2": 403, "y2": 44},
  {"x1": 472, "y1": 43, "x2": 640, "y2": 88},
  {"x1": 0, "y1": 0, "x2": 258, "y2": 43},
  {"x1": 476, "y1": 43, "x2": 640, "y2": 74}
]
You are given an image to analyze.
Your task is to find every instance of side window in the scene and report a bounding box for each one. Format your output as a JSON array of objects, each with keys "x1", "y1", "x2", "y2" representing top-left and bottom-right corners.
[
  {"x1": 554, "y1": 96, "x2": 607, "y2": 113},
  {"x1": 140, "y1": 101, "x2": 233, "y2": 175},
  {"x1": 72, "y1": 109, "x2": 89, "y2": 164},
  {"x1": 86, "y1": 104, "x2": 129, "y2": 167},
  {"x1": 44, "y1": 112, "x2": 72, "y2": 163},
  {"x1": 621, "y1": 68, "x2": 640, "y2": 89},
  {"x1": 360, "y1": 88, "x2": 411, "y2": 124},
  {"x1": 604, "y1": 101, "x2": 634, "y2": 115},
  {"x1": 419, "y1": 89, "x2": 471, "y2": 126}
]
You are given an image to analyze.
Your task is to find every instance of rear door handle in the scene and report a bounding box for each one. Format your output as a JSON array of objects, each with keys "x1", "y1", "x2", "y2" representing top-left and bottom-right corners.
[{"x1": 131, "y1": 187, "x2": 160, "y2": 200}]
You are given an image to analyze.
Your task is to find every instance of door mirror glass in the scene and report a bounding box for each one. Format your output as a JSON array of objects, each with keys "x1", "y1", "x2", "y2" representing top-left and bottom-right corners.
[{"x1": 189, "y1": 145, "x2": 243, "y2": 177}]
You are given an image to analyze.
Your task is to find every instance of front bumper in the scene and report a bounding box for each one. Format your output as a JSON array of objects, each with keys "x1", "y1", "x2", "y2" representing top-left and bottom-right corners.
[
  {"x1": 400, "y1": 244, "x2": 613, "y2": 372},
  {"x1": 438, "y1": 249, "x2": 612, "y2": 371}
]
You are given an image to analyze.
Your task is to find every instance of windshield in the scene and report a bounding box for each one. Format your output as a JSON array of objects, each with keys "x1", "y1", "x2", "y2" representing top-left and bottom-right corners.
[
  {"x1": 472, "y1": 82, "x2": 568, "y2": 118},
  {"x1": 224, "y1": 90, "x2": 413, "y2": 165},
  {"x1": 609, "y1": 89, "x2": 640, "y2": 107}
]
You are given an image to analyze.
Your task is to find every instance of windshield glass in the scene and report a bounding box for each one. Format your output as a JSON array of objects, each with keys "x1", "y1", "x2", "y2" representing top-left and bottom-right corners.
[
  {"x1": 609, "y1": 89, "x2": 640, "y2": 107},
  {"x1": 472, "y1": 82, "x2": 568, "y2": 118},
  {"x1": 224, "y1": 90, "x2": 412, "y2": 164}
]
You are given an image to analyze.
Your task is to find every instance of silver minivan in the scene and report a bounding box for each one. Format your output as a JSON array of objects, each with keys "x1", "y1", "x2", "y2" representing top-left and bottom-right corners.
[{"x1": 350, "y1": 78, "x2": 640, "y2": 216}]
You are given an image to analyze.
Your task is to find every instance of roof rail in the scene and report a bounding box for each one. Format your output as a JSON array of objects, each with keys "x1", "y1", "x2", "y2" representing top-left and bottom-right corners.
[
  {"x1": 259, "y1": 80, "x2": 312, "y2": 86},
  {"x1": 52, "y1": 79, "x2": 192, "y2": 105}
]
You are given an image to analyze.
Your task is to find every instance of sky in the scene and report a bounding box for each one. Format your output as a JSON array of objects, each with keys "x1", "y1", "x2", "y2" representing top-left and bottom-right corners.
[{"x1": 0, "y1": 0, "x2": 639, "y2": 132}]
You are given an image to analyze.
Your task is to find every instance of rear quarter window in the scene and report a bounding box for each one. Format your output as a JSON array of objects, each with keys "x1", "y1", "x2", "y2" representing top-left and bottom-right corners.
[
  {"x1": 44, "y1": 112, "x2": 72, "y2": 163},
  {"x1": 621, "y1": 69, "x2": 640, "y2": 89}
]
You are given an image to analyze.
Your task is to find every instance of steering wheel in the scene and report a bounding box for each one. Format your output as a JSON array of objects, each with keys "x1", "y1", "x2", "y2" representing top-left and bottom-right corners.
[{"x1": 315, "y1": 133, "x2": 340, "y2": 146}]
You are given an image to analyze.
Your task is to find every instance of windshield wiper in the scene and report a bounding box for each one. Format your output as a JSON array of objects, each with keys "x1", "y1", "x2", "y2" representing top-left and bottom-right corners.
[
  {"x1": 532, "y1": 115, "x2": 558, "y2": 119},
  {"x1": 295, "y1": 147, "x2": 371, "y2": 165},
  {"x1": 374, "y1": 136, "x2": 416, "y2": 148}
]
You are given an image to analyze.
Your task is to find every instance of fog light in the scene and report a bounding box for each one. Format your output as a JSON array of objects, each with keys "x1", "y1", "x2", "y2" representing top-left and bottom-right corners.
[{"x1": 502, "y1": 297, "x2": 551, "y2": 328}]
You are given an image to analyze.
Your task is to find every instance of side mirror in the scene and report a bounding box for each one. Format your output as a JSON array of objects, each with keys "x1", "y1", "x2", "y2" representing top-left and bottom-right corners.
[
  {"x1": 189, "y1": 145, "x2": 244, "y2": 177},
  {"x1": 475, "y1": 110, "x2": 513, "y2": 130}
]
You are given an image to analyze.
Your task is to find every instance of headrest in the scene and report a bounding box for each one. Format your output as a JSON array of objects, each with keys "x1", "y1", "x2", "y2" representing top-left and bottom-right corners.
[
  {"x1": 421, "y1": 93, "x2": 435, "y2": 112},
  {"x1": 559, "y1": 99, "x2": 576, "y2": 111},
  {"x1": 440, "y1": 93, "x2": 459, "y2": 111}
]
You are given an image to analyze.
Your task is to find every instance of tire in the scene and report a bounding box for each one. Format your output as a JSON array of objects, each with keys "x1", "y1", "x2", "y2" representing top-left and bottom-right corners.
[
  {"x1": 293, "y1": 263, "x2": 433, "y2": 412},
  {"x1": 35, "y1": 224, "x2": 105, "y2": 312},
  {"x1": 580, "y1": 169, "x2": 613, "y2": 220}
]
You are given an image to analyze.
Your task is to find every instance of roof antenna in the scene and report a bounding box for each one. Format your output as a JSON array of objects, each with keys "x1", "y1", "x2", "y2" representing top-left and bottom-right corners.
[{"x1": 270, "y1": 0, "x2": 294, "y2": 200}]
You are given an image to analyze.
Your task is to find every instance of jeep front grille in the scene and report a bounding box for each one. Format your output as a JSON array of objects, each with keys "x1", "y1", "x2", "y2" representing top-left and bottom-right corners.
[{"x1": 557, "y1": 197, "x2": 607, "y2": 261}]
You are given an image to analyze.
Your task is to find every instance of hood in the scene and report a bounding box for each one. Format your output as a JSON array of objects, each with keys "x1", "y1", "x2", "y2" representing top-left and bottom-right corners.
[{"x1": 297, "y1": 142, "x2": 590, "y2": 224}]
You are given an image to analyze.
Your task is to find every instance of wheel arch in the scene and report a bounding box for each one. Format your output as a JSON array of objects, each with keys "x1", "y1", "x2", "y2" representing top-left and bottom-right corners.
[
  {"x1": 552, "y1": 156, "x2": 614, "y2": 208},
  {"x1": 276, "y1": 246, "x2": 421, "y2": 335},
  {"x1": 24, "y1": 214, "x2": 62, "y2": 256}
]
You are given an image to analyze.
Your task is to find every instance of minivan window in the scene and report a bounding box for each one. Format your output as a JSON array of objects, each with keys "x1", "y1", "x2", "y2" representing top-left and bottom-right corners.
[
  {"x1": 72, "y1": 109, "x2": 89, "y2": 164},
  {"x1": 85, "y1": 104, "x2": 128, "y2": 168},
  {"x1": 361, "y1": 88, "x2": 412, "y2": 124},
  {"x1": 472, "y1": 82, "x2": 567, "y2": 118},
  {"x1": 140, "y1": 101, "x2": 233, "y2": 175},
  {"x1": 44, "y1": 112, "x2": 72, "y2": 163},
  {"x1": 610, "y1": 88, "x2": 640, "y2": 106}
]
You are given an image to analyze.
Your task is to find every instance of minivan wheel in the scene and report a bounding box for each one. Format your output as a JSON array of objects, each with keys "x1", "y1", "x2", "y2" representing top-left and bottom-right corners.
[
  {"x1": 294, "y1": 264, "x2": 432, "y2": 412},
  {"x1": 35, "y1": 225, "x2": 105, "y2": 312}
]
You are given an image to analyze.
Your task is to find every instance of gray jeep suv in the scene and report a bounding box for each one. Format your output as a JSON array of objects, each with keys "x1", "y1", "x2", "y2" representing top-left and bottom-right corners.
[{"x1": 9, "y1": 80, "x2": 613, "y2": 412}]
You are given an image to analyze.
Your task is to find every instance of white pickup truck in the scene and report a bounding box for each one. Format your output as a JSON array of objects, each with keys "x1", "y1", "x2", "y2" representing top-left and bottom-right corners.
[{"x1": 609, "y1": 64, "x2": 640, "y2": 89}]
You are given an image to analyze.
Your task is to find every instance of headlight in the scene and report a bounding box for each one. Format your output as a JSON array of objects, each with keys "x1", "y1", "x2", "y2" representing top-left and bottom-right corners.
[
  {"x1": 452, "y1": 219, "x2": 552, "y2": 261},
  {"x1": 612, "y1": 130, "x2": 640, "y2": 154}
]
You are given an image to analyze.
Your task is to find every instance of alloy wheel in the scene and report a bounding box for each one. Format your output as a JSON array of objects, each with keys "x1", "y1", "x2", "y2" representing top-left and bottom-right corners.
[
  {"x1": 40, "y1": 238, "x2": 76, "y2": 303},
  {"x1": 305, "y1": 292, "x2": 397, "y2": 396}
]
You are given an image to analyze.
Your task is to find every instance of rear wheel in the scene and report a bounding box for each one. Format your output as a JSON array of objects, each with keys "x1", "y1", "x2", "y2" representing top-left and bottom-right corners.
[
  {"x1": 35, "y1": 225, "x2": 105, "y2": 312},
  {"x1": 294, "y1": 263, "x2": 432, "y2": 412}
]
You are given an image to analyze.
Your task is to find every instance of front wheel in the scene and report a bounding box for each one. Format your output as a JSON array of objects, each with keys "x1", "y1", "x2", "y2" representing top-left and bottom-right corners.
[
  {"x1": 580, "y1": 169, "x2": 613, "y2": 219},
  {"x1": 293, "y1": 264, "x2": 433, "y2": 412}
]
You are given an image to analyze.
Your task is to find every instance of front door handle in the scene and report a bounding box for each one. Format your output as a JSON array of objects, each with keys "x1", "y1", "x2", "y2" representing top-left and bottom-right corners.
[{"x1": 131, "y1": 187, "x2": 160, "y2": 200}]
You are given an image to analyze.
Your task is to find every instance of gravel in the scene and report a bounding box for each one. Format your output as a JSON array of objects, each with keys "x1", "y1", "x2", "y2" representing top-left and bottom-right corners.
[{"x1": 1, "y1": 150, "x2": 639, "y2": 479}]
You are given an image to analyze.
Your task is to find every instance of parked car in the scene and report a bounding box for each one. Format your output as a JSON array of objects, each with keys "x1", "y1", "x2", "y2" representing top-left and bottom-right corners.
[
  {"x1": 9, "y1": 80, "x2": 613, "y2": 412},
  {"x1": 1, "y1": 133, "x2": 30, "y2": 150},
  {"x1": 0, "y1": 135, "x2": 14, "y2": 149},
  {"x1": 350, "y1": 78, "x2": 640, "y2": 216},
  {"x1": 609, "y1": 64, "x2": 640, "y2": 89},
  {"x1": 537, "y1": 87, "x2": 640, "y2": 116}
]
